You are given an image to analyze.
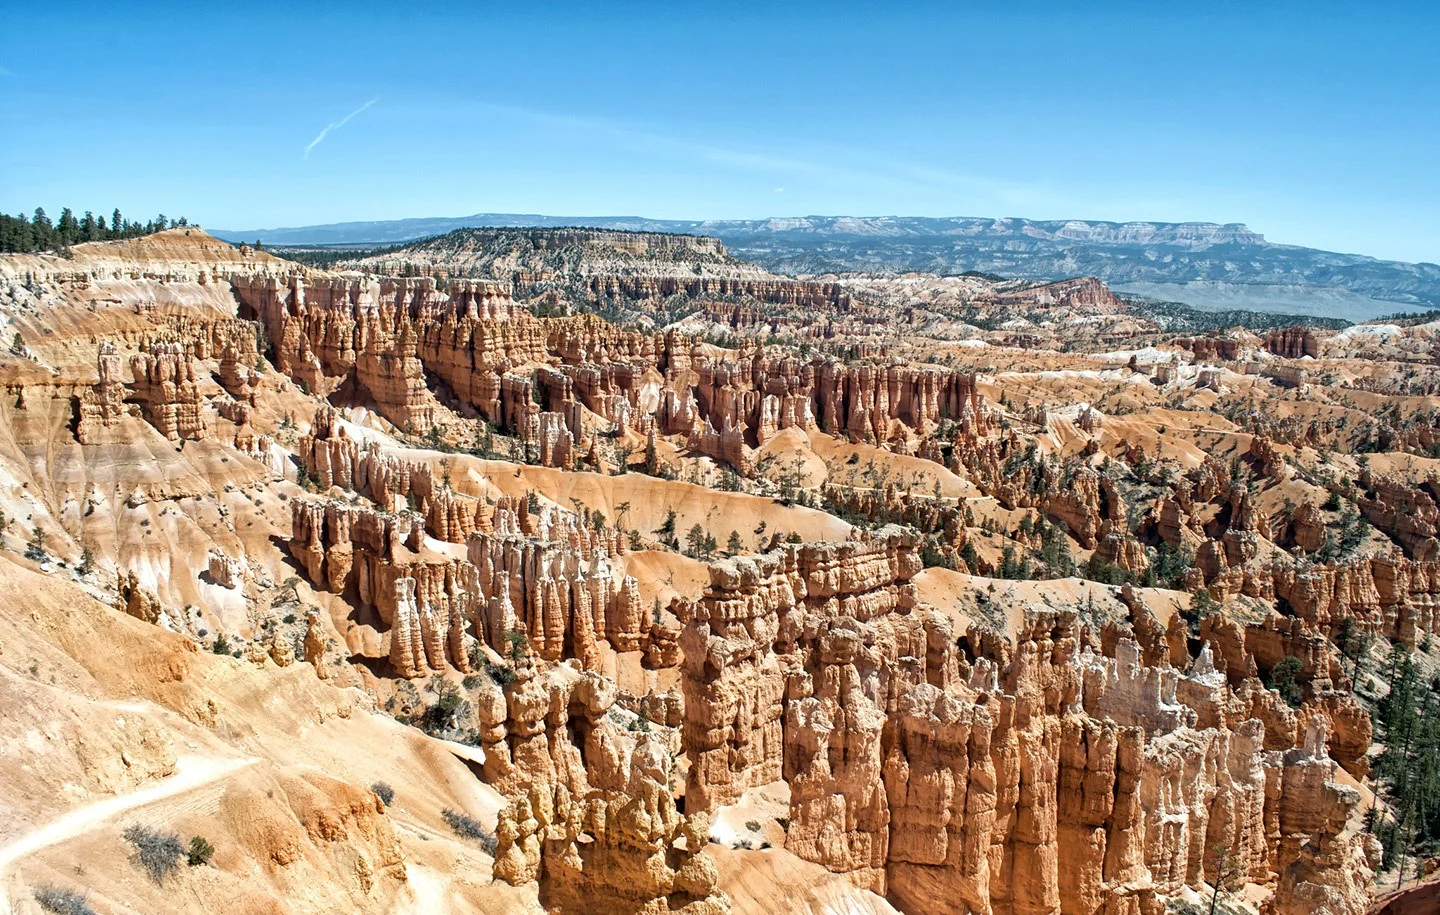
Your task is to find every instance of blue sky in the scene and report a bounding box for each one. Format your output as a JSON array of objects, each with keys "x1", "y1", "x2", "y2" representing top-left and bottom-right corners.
[{"x1": 2, "y1": 0, "x2": 1437, "y2": 263}]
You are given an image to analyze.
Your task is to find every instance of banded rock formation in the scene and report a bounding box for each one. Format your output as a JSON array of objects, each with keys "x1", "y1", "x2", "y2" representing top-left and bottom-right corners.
[
  {"x1": 288, "y1": 498, "x2": 476, "y2": 677},
  {"x1": 467, "y1": 499, "x2": 671, "y2": 670},
  {"x1": 678, "y1": 528, "x2": 1375, "y2": 915},
  {"x1": 485, "y1": 653, "x2": 729, "y2": 914}
]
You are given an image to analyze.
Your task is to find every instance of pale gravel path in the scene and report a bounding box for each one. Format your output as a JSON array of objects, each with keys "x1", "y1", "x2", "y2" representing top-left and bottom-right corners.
[{"x1": 0, "y1": 754, "x2": 257, "y2": 914}]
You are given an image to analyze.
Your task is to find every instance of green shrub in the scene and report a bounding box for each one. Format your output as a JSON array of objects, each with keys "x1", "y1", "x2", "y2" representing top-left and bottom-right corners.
[
  {"x1": 186, "y1": 835, "x2": 215, "y2": 867},
  {"x1": 1267, "y1": 655, "x2": 1305, "y2": 707},
  {"x1": 371, "y1": 781, "x2": 395, "y2": 806}
]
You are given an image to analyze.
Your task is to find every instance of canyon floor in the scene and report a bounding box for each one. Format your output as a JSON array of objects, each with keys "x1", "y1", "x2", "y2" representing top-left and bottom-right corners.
[{"x1": 1, "y1": 226, "x2": 1436, "y2": 915}]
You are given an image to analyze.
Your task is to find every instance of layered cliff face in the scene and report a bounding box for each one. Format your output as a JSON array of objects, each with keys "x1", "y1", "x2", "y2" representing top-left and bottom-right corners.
[
  {"x1": 75, "y1": 341, "x2": 130, "y2": 442},
  {"x1": 1266, "y1": 327, "x2": 1328, "y2": 359},
  {"x1": 1164, "y1": 460, "x2": 1440, "y2": 651},
  {"x1": 301, "y1": 405, "x2": 490, "y2": 539},
  {"x1": 287, "y1": 485, "x2": 676, "y2": 678},
  {"x1": 128, "y1": 340, "x2": 211, "y2": 441},
  {"x1": 288, "y1": 497, "x2": 478, "y2": 678},
  {"x1": 232, "y1": 269, "x2": 996, "y2": 474},
  {"x1": 338, "y1": 226, "x2": 850, "y2": 318},
  {"x1": 986, "y1": 276, "x2": 1126, "y2": 313}
]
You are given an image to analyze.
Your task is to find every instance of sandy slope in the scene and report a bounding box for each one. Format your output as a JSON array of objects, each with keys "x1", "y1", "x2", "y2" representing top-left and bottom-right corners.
[
  {"x1": 0, "y1": 755, "x2": 257, "y2": 914},
  {"x1": 0, "y1": 554, "x2": 534, "y2": 914}
]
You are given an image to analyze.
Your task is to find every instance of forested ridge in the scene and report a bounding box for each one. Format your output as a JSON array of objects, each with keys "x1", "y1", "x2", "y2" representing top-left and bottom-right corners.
[{"x1": 0, "y1": 207, "x2": 189, "y2": 254}]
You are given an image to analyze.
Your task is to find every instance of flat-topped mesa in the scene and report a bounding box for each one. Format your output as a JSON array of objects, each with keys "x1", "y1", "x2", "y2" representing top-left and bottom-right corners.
[
  {"x1": 128, "y1": 340, "x2": 210, "y2": 441},
  {"x1": 467, "y1": 500, "x2": 669, "y2": 670},
  {"x1": 289, "y1": 498, "x2": 475, "y2": 677}
]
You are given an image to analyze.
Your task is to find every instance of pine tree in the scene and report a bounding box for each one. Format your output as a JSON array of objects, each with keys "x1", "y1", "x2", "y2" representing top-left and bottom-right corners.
[
  {"x1": 685, "y1": 523, "x2": 706, "y2": 558},
  {"x1": 656, "y1": 508, "x2": 679, "y2": 550}
]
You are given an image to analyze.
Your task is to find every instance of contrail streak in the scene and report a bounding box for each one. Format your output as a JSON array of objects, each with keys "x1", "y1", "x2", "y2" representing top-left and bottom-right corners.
[{"x1": 304, "y1": 97, "x2": 379, "y2": 158}]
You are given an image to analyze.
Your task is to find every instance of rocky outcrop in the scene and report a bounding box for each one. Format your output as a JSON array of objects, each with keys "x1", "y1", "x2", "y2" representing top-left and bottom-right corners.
[
  {"x1": 231, "y1": 270, "x2": 997, "y2": 472},
  {"x1": 815, "y1": 360, "x2": 987, "y2": 444},
  {"x1": 1175, "y1": 335, "x2": 1247, "y2": 362},
  {"x1": 300, "y1": 406, "x2": 486, "y2": 541},
  {"x1": 467, "y1": 499, "x2": 669, "y2": 670},
  {"x1": 679, "y1": 527, "x2": 922, "y2": 816},
  {"x1": 1240, "y1": 553, "x2": 1440, "y2": 647},
  {"x1": 116, "y1": 570, "x2": 164, "y2": 623},
  {"x1": 988, "y1": 276, "x2": 1124, "y2": 312},
  {"x1": 76, "y1": 342, "x2": 130, "y2": 443},
  {"x1": 1266, "y1": 327, "x2": 1326, "y2": 360},
  {"x1": 129, "y1": 340, "x2": 209, "y2": 440},
  {"x1": 206, "y1": 550, "x2": 244, "y2": 588},
  {"x1": 288, "y1": 498, "x2": 475, "y2": 677},
  {"x1": 1290, "y1": 500, "x2": 1326, "y2": 553},
  {"x1": 1268, "y1": 718, "x2": 1377, "y2": 915},
  {"x1": 303, "y1": 609, "x2": 330, "y2": 678},
  {"x1": 1357, "y1": 471, "x2": 1440, "y2": 562},
  {"x1": 485, "y1": 654, "x2": 729, "y2": 914}
]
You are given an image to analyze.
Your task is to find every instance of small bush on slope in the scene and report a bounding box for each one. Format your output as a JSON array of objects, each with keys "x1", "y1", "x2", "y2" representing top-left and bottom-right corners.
[
  {"x1": 123, "y1": 823, "x2": 185, "y2": 885},
  {"x1": 34, "y1": 887, "x2": 97, "y2": 915},
  {"x1": 441, "y1": 807, "x2": 497, "y2": 854}
]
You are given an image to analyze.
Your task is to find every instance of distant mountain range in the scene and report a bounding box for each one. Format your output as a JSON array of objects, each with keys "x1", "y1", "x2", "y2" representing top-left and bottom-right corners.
[{"x1": 215, "y1": 214, "x2": 1440, "y2": 321}]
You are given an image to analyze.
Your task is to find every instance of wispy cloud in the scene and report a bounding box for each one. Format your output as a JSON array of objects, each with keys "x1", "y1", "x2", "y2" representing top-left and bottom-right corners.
[
  {"x1": 0, "y1": 64, "x2": 16, "y2": 77},
  {"x1": 304, "y1": 98, "x2": 379, "y2": 158}
]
